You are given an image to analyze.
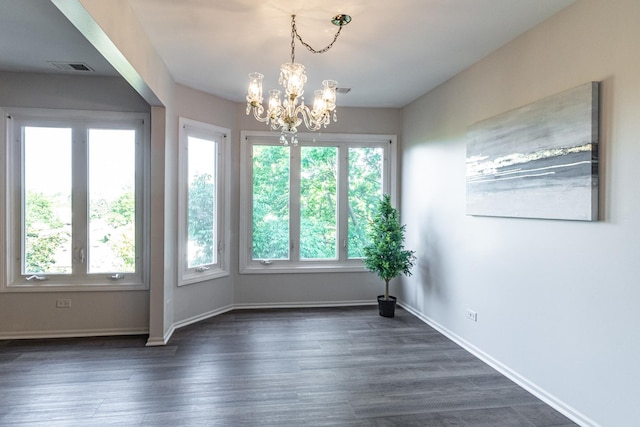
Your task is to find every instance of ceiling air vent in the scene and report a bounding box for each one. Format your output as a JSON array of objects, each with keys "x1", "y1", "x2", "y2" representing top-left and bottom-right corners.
[
  {"x1": 49, "y1": 61, "x2": 94, "y2": 72},
  {"x1": 336, "y1": 87, "x2": 351, "y2": 94}
]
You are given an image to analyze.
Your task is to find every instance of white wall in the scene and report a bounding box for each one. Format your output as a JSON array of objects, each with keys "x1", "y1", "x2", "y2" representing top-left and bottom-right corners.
[
  {"x1": 0, "y1": 71, "x2": 150, "y2": 337},
  {"x1": 399, "y1": 1, "x2": 640, "y2": 425}
]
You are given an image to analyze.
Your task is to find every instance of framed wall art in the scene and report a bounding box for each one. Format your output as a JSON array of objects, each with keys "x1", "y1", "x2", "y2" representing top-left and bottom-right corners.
[{"x1": 466, "y1": 81, "x2": 600, "y2": 221}]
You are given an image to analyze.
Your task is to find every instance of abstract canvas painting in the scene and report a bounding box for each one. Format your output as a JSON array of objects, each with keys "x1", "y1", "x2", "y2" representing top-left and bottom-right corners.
[{"x1": 466, "y1": 82, "x2": 599, "y2": 221}]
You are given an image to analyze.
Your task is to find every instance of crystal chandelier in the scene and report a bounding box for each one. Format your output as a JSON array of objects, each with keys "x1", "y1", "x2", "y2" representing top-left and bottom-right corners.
[{"x1": 246, "y1": 13, "x2": 351, "y2": 145}]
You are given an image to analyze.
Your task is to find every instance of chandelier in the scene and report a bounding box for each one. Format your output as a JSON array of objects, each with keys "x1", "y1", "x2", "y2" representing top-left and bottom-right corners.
[{"x1": 246, "y1": 13, "x2": 351, "y2": 145}]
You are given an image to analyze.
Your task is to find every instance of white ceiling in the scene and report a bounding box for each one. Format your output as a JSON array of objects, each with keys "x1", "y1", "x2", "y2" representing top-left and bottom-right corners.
[
  {"x1": 0, "y1": 0, "x2": 575, "y2": 108},
  {"x1": 0, "y1": 0, "x2": 117, "y2": 76}
]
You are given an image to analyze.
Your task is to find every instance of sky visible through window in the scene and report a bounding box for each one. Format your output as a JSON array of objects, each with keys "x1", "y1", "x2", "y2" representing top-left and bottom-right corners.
[
  {"x1": 24, "y1": 127, "x2": 135, "y2": 199},
  {"x1": 88, "y1": 129, "x2": 136, "y2": 199},
  {"x1": 187, "y1": 136, "x2": 216, "y2": 184},
  {"x1": 24, "y1": 127, "x2": 71, "y2": 199}
]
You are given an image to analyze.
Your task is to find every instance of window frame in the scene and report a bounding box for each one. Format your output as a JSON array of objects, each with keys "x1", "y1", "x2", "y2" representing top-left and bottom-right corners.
[
  {"x1": 239, "y1": 131, "x2": 397, "y2": 274},
  {"x1": 177, "y1": 117, "x2": 230, "y2": 286},
  {"x1": 1, "y1": 107, "x2": 150, "y2": 292}
]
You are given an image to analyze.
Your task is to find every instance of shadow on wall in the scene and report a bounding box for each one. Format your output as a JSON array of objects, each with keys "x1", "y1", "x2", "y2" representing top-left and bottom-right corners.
[{"x1": 415, "y1": 215, "x2": 448, "y2": 309}]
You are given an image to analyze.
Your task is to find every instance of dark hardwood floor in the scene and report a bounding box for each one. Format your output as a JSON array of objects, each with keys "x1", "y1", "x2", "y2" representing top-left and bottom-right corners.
[{"x1": 0, "y1": 306, "x2": 577, "y2": 426}]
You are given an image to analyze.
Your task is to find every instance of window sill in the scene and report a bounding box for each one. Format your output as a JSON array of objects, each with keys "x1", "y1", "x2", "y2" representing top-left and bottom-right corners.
[
  {"x1": 240, "y1": 262, "x2": 368, "y2": 275},
  {"x1": 178, "y1": 269, "x2": 230, "y2": 286}
]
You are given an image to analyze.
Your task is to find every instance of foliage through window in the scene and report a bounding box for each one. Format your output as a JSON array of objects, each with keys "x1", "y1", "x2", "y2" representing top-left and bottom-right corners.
[
  {"x1": 178, "y1": 118, "x2": 230, "y2": 285},
  {"x1": 3, "y1": 109, "x2": 148, "y2": 290},
  {"x1": 241, "y1": 131, "x2": 395, "y2": 273}
]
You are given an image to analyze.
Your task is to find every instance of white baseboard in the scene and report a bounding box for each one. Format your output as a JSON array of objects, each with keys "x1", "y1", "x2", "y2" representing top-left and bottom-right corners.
[
  {"x1": 145, "y1": 325, "x2": 176, "y2": 347},
  {"x1": 173, "y1": 304, "x2": 235, "y2": 330},
  {"x1": 149, "y1": 300, "x2": 375, "y2": 345},
  {"x1": 0, "y1": 301, "x2": 372, "y2": 344},
  {"x1": 146, "y1": 304, "x2": 235, "y2": 346},
  {"x1": 233, "y1": 299, "x2": 376, "y2": 310},
  {"x1": 397, "y1": 301, "x2": 599, "y2": 427},
  {"x1": 0, "y1": 327, "x2": 147, "y2": 341},
  {"x1": 145, "y1": 334, "x2": 169, "y2": 347}
]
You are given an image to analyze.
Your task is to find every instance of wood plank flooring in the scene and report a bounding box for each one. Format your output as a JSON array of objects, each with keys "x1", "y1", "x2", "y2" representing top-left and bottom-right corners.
[{"x1": 0, "y1": 306, "x2": 577, "y2": 426}]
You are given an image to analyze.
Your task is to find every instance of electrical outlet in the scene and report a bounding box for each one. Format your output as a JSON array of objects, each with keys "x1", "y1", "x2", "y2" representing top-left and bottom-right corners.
[
  {"x1": 56, "y1": 299, "x2": 71, "y2": 308},
  {"x1": 466, "y1": 309, "x2": 477, "y2": 322}
]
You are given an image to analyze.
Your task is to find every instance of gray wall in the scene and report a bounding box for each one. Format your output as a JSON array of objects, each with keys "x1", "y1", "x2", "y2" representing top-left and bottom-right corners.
[
  {"x1": 234, "y1": 106, "x2": 402, "y2": 307},
  {"x1": 167, "y1": 86, "x2": 402, "y2": 322},
  {"x1": 399, "y1": 0, "x2": 640, "y2": 425},
  {"x1": 0, "y1": 71, "x2": 150, "y2": 337},
  {"x1": 0, "y1": 71, "x2": 149, "y2": 112},
  {"x1": 171, "y1": 84, "x2": 237, "y2": 323}
]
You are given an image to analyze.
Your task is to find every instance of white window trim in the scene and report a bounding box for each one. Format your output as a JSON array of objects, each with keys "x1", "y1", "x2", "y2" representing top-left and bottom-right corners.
[
  {"x1": 177, "y1": 118, "x2": 230, "y2": 286},
  {"x1": 1, "y1": 107, "x2": 150, "y2": 292},
  {"x1": 239, "y1": 130, "x2": 397, "y2": 274},
  {"x1": 0, "y1": 108, "x2": 7, "y2": 292}
]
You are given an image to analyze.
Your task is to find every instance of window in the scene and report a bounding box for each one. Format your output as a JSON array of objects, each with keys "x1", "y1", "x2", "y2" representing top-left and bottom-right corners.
[
  {"x1": 240, "y1": 131, "x2": 396, "y2": 273},
  {"x1": 2, "y1": 108, "x2": 149, "y2": 291},
  {"x1": 178, "y1": 118, "x2": 230, "y2": 285}
]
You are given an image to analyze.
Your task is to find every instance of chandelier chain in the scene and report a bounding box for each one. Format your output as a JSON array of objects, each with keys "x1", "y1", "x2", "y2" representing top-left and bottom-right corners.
[
  {"x1": 290, "y1": 15, "x2": 344, "y2": 62},
  {"x1": 290, "y1": 16, "x2": 296, "y2": 62}
]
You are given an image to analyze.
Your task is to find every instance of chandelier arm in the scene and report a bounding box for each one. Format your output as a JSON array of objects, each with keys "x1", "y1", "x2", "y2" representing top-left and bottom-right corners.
[
  {"x1": 301, "y1": 105, "x2": 318, "y2": 131},
  {"x1": 251, "y1": 105, "x2": 270, "y2": 124},
  {"x1": 297, "y1": 105, "x2": 312, "y2": 129},
  {"x1": 299, "y1": 105, "x2": 323, "y2": 131},
  {"x1": 291, "y1": 15, "x2": 344, "y2": 55}
]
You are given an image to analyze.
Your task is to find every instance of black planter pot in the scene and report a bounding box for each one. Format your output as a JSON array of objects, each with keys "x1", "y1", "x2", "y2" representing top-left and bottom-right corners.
[{"x1": 377, "y1": 295, "x2": 397, "y2": 318}]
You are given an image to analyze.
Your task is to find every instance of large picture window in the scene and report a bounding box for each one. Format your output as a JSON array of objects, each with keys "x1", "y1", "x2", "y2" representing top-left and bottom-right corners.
[
  {"x1": 2, "y1": 108, "x2": 149, "y2": 291},
  {"x1": 178, "y1": 118, "x2": 230, "y2": 285},
  {"x1": 240, "y1": 131, "x2": 396, "y2": 273}
]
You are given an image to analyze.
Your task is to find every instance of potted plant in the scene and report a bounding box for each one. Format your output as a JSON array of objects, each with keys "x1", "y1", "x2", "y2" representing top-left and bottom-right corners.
[{"x1": 363, "y1": 194, "x2": 415, "y2": 318}]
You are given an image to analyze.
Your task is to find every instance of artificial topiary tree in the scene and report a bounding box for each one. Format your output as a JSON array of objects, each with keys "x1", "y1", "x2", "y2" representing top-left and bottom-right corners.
[{"x1": 363, "y1": 194, "x2": 416, "y2": 301}]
